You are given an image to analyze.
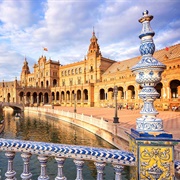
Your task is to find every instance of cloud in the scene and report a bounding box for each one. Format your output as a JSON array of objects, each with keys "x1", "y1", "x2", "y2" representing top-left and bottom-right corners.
[
  {"x1": 0, "y1": 0, "x2": 32, "y2": 29},
  {"x1": 0, "y1": 0, "x2": 179, "y2": 81}
]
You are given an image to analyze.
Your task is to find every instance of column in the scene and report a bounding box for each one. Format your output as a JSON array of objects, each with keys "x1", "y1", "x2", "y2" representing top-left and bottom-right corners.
[
  {"x1": 55, "y1": 157, "x2": 66, "y2": 180},
  {"x1": 38, "y1": 155, "x2": 49, "y2": 180},
  {"x1": 94, "y1": 162, "x2": 106, "y2": 180},
  {"x1": 167, "y1": 86, "x2": 171, "y2": 99},
  {"x1": 42, "y1": 95, "x2": 44, "y2": 104},
  {"x1": 21, "y1": 153, "x2": 32, "y2": 180},
  {"x1": 54, "y1": 91, "x2": 56, "y2": 103},
  {"x1": 37, "y1": 95, "x2": 39, "y2": 105},
  {"x1": 112, "y1": 164, "x2": 124, "y2": 180},
  {"x1": 81, "y1": 89, "x2": 84, "y2": 106},
  {"x1": 31, "y1": 95, "x2": 33, "y2": 105},
  {"x1": 178, "y1": 86, "x2": 180, "y2": 99},
  {"x1": 24, "y1": 95, "x2": 26, "y2": 105},
  {"x1": 5, "y1": 151, "x2": 16, "y2": 180},
  {"x1": 74, "y1": 159, "x2": 84, "y2": 180}
]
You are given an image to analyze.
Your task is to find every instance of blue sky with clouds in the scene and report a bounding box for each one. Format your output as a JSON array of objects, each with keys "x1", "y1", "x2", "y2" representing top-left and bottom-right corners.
[{"x1": 0, "y1": 0, "x2": 179, "y2": 81}]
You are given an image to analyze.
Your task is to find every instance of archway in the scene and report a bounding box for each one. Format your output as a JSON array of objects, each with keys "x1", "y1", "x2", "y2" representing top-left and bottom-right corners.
[
  {"x1": 118, "y1": 86, "x2": 124, "y2": 99},
  {"x1": 61, "y1": 91, "x2": 65, "y2": 101},
  {"x1": 83, "y1": 89, "x2": 88, "y2": 100},
  {"x1": 108, "y1": 88, "x2": 113, "y2": 100},
  {"x1": 44, "y1": 93, "x2": 49, "y2": 104},
  {"x1": 66, "y1": 91, "x2": 70, "y2": 101},
  {"x1": 77, "y1": 90, "x2": 81, "y2": 101},
  {"x1": 100, "y1": 89, "x2": 105, "y2": 100},
  {"x1": 56, "y1": 92, "x2": 59, "y2": 101},
  {"x1": 52, "y1": 92, "x2": 55, "y2": 101},
  {"x1": 32, "y1": 92, "x2": 37, "y2": 104},
  {"x1": 7, "y1": 93, "x2": 11, "y2": 102},
  {"x1": 170, "y1": 80, "x2": 180, "y2": 98},
  {"x1": 127, "y1": 85, "x2": 135, "y2": 99}
]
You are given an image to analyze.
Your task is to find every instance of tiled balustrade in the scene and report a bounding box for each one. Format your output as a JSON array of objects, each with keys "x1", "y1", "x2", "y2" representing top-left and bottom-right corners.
[{"x1": 0, "y1": 138, "x2": 135, "y2": 179}]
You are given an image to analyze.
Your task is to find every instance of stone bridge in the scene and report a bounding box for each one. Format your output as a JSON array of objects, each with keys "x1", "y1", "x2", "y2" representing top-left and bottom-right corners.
[{"x1": 0, "y1": 102, "x2": 24, "y2": 111}]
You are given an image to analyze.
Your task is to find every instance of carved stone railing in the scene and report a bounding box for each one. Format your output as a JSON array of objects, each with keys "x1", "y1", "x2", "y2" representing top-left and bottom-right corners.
[{"x1": 0, "y1": 138, "x2": 136, "y2": 179}]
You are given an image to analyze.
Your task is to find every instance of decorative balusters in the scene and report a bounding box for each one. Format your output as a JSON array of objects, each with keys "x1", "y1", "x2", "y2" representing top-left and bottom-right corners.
[
  {"x1": 113, "y1": 164, "x2": 124, "y2": 180},
  {"x1": 94, "y1": 162, "x2": 106, "y2": 180},
  {"x1": 0, "y1": 138, "x2": 136, "y2": 179},
  {"x1": 21, "y1": 153, "x2": 32, "y2": 180},
  {"x1": 74, "y1": 159, "x2": 84, "y2": 180},
  {"x1": 5, "y1": 151, "x2": 16, "y2": 180},
  {"x1": 38, "y1": 155, "x2": 49, "y2": 180},
  {"x1": 55, "y1": 157, "x2": 66, "y2": 180}
]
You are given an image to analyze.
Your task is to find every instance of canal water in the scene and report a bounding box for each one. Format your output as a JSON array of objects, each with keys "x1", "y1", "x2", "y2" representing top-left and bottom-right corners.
[{"x1": 0, "y1": 109, "x2": 129, "y2": 179}]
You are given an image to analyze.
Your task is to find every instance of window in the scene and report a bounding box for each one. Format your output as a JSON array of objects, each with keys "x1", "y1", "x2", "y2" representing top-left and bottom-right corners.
[
  {"x1": 71, "y1": 69, "x2": 74, "y2": 74},
  {"x1": 62, "y1": 80, "x2": 65, "y2": 86},
  {"x1": 90, "y1": 66, "x2": 93, "y2": 72}
]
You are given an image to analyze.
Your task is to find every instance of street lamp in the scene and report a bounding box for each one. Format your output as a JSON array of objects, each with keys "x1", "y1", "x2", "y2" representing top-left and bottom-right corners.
[
  {"x1": 113, "y1": 86, "x2": 119, "y2": 123},
  {"x1": 22, "y1": 87, "x2": 25, "y2": 112},
  {"x1": 74, "y1": 93, "x2": 77, "y2": 113}
]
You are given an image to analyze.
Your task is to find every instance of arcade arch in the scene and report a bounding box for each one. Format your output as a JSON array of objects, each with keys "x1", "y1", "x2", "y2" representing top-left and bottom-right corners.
[{"x1": 170, "y1": 80, "x2": 180, "y2": 98}]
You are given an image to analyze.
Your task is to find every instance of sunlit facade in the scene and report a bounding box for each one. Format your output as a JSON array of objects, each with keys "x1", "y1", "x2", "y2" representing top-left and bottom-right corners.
[{"x1": 0, "y1": 32, "x2": 180, "y2": 110}]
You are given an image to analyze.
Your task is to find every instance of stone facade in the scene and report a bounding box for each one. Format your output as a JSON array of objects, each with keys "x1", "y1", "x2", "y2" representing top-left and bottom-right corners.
[{"x1": 0, "y1": 32, "x2": 179, "y2": 110}]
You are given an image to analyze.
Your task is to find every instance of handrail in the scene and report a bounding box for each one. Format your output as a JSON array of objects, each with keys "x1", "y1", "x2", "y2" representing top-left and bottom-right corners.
[
  {"x1": 0, "y1": 138, "x2": 136, "y2": 179},
  {"x1": 0, "y1": 138, "x2": 136, "y2": 165}
]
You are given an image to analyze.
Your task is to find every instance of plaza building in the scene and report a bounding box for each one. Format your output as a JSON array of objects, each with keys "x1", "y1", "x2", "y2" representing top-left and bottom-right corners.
[{"x1": 0, "y1": 31, "x2": 180, "y2": 110}]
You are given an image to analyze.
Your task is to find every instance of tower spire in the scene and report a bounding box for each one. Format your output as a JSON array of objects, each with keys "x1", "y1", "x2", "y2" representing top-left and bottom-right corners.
[
  {"x1": 93, "y1": 26, "x2": 95, "y2": 36},
  {"x1": 88, "y1": 27, "x2": 100, "y2": 55}
]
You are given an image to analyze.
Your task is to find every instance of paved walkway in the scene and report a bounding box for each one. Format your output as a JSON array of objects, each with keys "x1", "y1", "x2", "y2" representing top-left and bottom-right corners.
[{"x1": 53, "y1": 106, "x2": 180, "y2": 141}]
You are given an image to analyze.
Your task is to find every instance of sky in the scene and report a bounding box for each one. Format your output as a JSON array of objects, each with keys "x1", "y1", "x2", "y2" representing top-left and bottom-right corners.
[{"x1": 0, "y1": 0, "x2": 179, "y2": 81}]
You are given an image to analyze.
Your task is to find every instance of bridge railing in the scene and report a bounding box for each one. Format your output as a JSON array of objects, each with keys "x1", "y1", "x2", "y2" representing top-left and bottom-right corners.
[{"x1": 0, "y1": 138, "x2": 135, "y2": 179}]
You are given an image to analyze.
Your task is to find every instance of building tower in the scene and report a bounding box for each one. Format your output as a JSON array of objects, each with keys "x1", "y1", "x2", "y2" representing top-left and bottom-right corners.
[
  {"x1": 86, "y1": 30, "x2": 102, "y2": 83},
  {"x1": 20, "y1": 58, "x2": 30, "y2": 87}
]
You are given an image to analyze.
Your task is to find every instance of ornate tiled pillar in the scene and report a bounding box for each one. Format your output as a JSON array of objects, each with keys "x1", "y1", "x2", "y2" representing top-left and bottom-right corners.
[{"x1": 128, "y1": 10, "x2": 179, "y2": 179}]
